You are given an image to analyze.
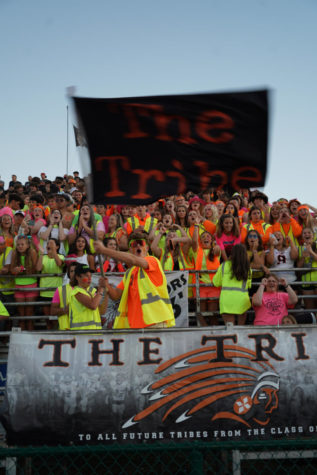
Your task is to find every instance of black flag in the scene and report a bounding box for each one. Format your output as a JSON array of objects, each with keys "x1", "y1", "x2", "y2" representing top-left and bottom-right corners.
[{"x1": 73, "y1": 90, "x2": 269, "y2": 204}]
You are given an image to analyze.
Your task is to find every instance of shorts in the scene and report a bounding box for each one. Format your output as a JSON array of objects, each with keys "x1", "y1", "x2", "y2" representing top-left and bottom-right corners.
[
  {"x1": 199, "y1": 284, "x2": 221, "y2": 300},
  {"x1": 300, "y1": 284, "x2": 316, "y2": 291},
  {"x1": 40, "y1": 296, "x2": 54, "y2": 302},
  {"x1": 15, "y1": 283, "x2": 39, "y2": 300}
]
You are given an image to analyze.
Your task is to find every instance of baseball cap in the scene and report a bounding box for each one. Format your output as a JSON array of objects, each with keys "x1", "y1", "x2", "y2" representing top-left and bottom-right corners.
[{"x1": 74, "y1": 263, "x2": 94, "y2": 276}]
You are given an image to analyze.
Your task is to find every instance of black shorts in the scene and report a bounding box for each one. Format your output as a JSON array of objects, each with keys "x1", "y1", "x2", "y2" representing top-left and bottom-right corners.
[{"x1": 300, "y1": 284, "x2": 316, "y2": 291}]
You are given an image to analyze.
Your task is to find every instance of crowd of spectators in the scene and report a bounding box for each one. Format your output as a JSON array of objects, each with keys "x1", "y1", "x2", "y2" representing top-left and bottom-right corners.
[{"x1": 0, "y1": 172, "x2": 317, "y2": 330}]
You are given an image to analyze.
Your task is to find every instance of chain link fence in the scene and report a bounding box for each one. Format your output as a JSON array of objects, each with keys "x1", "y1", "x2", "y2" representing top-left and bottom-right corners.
[{"x1": 0, "y1": 439, "x2": 317, "y2": 474}]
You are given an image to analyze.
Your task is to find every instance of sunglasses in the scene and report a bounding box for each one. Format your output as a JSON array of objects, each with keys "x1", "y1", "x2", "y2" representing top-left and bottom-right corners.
[
  {"x1": 129, "y1": 239, "x2": 147, "y2": 248},
  {"x1": 248, "y1": 234, "x2": 258, "y2": 238}
]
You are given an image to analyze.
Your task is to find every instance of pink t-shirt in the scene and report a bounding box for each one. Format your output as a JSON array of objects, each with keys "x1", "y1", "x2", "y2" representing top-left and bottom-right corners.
[
  {"x1": 215, "y1": 233, "x2": 241, "y2": 257},
  {"x1": 52, "y1": 288, "x2": 60, "y2": 304},
  {"x1": 253, "y1": 292, "x2": 290, "y2": 326}
]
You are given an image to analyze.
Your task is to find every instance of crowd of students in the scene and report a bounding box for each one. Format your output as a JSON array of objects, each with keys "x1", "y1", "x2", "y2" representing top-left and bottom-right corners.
[{"x1": 0, "y1": 172, "x2": 316, "y2": 330}]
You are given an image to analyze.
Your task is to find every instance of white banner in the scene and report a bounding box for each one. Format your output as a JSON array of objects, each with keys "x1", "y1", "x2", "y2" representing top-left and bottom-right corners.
[{"x1": 2, "y1": 327, "x2": 317, "y2": 445}]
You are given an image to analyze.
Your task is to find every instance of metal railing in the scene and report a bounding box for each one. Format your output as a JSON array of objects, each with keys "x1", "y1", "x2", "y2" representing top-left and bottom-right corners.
[{"x1": 0, "y1": 267, "x2": 316, "y2": 326}]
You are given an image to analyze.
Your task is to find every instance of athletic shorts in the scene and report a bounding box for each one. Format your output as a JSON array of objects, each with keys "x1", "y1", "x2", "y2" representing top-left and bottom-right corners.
[{"x1": 15, "y1": 283, "x2": 39, "y2": 300}]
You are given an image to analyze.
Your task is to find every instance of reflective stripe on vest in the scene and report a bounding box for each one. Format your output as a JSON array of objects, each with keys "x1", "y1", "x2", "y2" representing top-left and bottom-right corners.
[
  {"x1": 140, "y1": 292, "x2": 171, "y2": 306},
  {"x1": 130, "y1": 216, "x2": 136, "y2": 231},
  {"x1": 69, "y1": 286, "x2": 102, "y2": 330},
  {"x1": 279, "y1": 225, "x2": 299, "y2": 246},
  {"x1": 69, "y1": 316, "x2": 102, "y2": 329},
  {"x1": 221, "y1": 262, "x2": 248, "y2": 291},
  {"x1": 129, "y1": 216, "x2": 157, "y2": 233},
  {"x1": 146, "y1": 216, "x2": 156, "y2": 233},
  {"x1": 246, "y1": 222, "x2": 270, "y2": 233},
  {"x1": 298, "y1": 246, "x2": 317, "y2": 283},
  {"x1": 58, "y1": 284, "x2": 72, "y2": 330}
]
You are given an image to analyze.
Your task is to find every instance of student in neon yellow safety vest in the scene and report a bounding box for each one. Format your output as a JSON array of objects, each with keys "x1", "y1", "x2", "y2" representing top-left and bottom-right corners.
[
  {"x1": 68, "y1": 264, "x2": 107, "y2": 331},
  {"x1": 271, "y1": 206, "x2": 302, "y2": 246},
  {"x1": 192, "y1": 219, "x2": 221, "y2": 327},
  {"x1": 125, "y1": 206, "x2": 157, "y2": 236},
  {"x1": 296, "y1": 227, "x2": 317, "y2": 311},
  {"x1": 150, "y1": 224, "x2": 193, "y2": 271},
  {"x1": 94, "y1": 232, "x2": 175, "y2": 329},
  {"x1": 0, "y1": 237, "x2": 14, "y2": 316},
  {"x1": 37, "y1": 238, "x2": 65, "y2": 330},
  {"x1": 213, "y1": 244, "x2": 252, "y2": 325},
  {"x1": 151, "y1": 223, "x2": 194, "y2": 303},
  {"x1": 51, "y1": 262, "x2": 77, "y2": 330}
]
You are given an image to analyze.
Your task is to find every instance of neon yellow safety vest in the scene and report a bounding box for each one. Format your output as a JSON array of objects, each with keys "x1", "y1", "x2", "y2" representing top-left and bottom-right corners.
[
  {"x1": 244, "y1": 222, "x2": 271, "y2": 234},
  {"x1": 0, "y1": 247, "x2": 14, "y2": 295},
  {"x1": 154, "y1": 229, "x2": 182, "y2": 250},
  {"x1": 279, "y1": 225, "x2": 299, "y2": 246},
  {"x1": 298, "y1": 246, "x2": 317, "y2": 286},
  {"x1": 127, "y1": 215, "x2": 157, "y2": 234},
  {"x1": 57, "y1": 284, "x2": 72, "y2": 330},
  {"x1": 213, "y1": 261, "x2": 251, "y2": 315},
  {"x1": 105, "y1": 228, "x2": 122, "y2": 239},
  {"x1": 89, "y1": 240, "x2": 96, "y2": 254},
  {"x1": 114, "y1": 261, "x2": 175, "y2": 329},
  {"x1": 69, "y1": 287, "x2": 102, "y2": 330},
  {"x1": 159, "y1": 248, "x2": 194, "y2": 272}
]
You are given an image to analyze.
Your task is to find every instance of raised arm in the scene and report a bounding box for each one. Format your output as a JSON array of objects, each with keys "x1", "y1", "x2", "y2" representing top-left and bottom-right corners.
[
  {"x1": 279, "y1": 278, "x2": 298, "y2": 306},
  {"x1": 191, "y1": 218, "x2": 200, "y2": 253},
  {"x1": 252, "y1": 278, "x2": 266, "y2": 307},
  {"x1": 75, "y1": 277, "x2": 107, "y2": 310},
  {"x1": 94, "y1": 240, "x2": 149, "y2": 269},
  {"x1": 150, "y1": 228, "x2": 164, "y2": 258},
  {"x1": 265, "y1": 236, "x2": 275, "y2": 267}
]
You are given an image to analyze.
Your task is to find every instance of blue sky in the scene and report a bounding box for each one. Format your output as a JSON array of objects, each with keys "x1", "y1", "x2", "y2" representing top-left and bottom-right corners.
[{"x1": 1, "y1": 0, "x2": 316, "y2": 204}]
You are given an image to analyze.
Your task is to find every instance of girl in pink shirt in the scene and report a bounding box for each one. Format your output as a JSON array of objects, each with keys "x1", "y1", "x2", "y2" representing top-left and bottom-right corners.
[
  {"x1": 252, "y1": 274, "x2": 298, "y2": 325},
  {"x1": 215, "y1": 213, "x2": 241, "y2": 261}
]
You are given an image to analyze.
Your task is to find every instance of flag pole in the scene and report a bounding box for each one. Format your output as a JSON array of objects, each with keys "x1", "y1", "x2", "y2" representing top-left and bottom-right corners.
[
  {"x1": 66, "y1": 105, "x2": 69, "y2": 176},
  {"x1": 90, "y1": 205, "x2": 105, "y2": 278},
  {"x1": 68, "y1": 88, "x2": 105, "y2": 276}
]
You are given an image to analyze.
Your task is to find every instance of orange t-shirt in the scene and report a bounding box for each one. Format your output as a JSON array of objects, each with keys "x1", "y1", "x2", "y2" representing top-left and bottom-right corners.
[
  {"x1": 271, "y1": 219, "x2": 302, "y2": 238},
  {"x1": 117, "y1": 256, "x2": 164, "y2": 328}
]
